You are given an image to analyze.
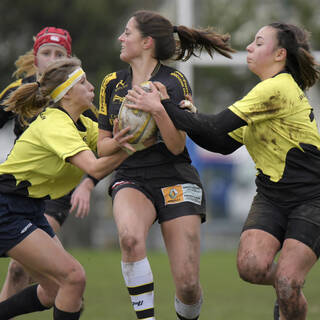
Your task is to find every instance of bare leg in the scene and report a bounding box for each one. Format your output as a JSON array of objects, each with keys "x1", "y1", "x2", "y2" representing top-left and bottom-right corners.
[
  {"x1": 0, "y1": 213, "x2": 62, "y2": 320},
  {"x1": 113, "y1": 188, "x2": 156, "y2": 319},
  {"x1": 162, "y1": 215, "x2": 202, "y2": 319},
  {"x1": 8, "y1": 229, "x2": 85, "y2": 313},
  {"x1": 0, "y1": 260, "x2": 32, "y2": 302},
  {"x1": 275, "y1": 239, "x2": 317, "y2": 320},
  {"x1": 237, "y1": 229, "x2": 280, "y2": 285}
]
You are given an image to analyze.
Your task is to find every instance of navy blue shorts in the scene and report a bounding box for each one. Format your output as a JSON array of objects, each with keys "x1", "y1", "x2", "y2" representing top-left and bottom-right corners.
[
  {"x1": 109, "y1": 162, "x2": 206, "y2": 224},
  {"x1": 0, "y1": 193, "x2": 55, "y2": 257}
]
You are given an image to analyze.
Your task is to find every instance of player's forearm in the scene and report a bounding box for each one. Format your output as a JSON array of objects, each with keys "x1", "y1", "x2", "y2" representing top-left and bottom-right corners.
[
  {"x1": 151, "y1": 105, "x2": 185, "y2": 154},
  {"x1": 89, "y1": 151, "x2": 128, "y2": 179},
  {"x1": 97, "y1": 136, "x2": 121, "y2": 157},
  {"x1": 161, "y1": 100, "x2": 246, "y2": 154}
]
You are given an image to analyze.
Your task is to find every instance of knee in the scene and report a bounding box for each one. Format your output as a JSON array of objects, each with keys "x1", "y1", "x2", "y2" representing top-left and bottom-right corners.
[
  {"x1": 119, "y1": 233, "x2": 144, "y2": 256},
  {"x1": 275, "y1": 272, "x2": 304, "y2": 302},
  {"x1": 62, "y1": 261, "x2": 86, "y2": 292},
  {"x1": 8, "y1": 260, "x2": 29, "y2": 284},
  {"x1": 176, "y1": 272, "x2": 200, "y2": 302},
  {"x1": 237, "y1": 252, "x2": 271, "y2": 284}
]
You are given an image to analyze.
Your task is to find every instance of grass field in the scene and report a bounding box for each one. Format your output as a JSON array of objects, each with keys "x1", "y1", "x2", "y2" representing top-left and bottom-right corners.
[{"x1": 0, "y1": 249, "x2": 319, "y2": 319}]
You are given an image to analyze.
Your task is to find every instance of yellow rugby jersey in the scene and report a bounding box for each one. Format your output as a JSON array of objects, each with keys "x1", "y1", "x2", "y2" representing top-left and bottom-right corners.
[
  {"x1": 228, "y1": 73, "x2": 320, "y2": 204},
  {"x1": 0, "y1": 108, "x2": 98, "y2": 199}
]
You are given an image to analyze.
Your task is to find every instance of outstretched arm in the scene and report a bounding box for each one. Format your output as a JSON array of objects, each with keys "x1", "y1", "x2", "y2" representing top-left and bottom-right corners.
[
  {"x1": 162, "y1": 100, "x2": 245, "y2": 154},
  {"x1": 126, "y1": 81, "x2": 246, "y2": 154}
]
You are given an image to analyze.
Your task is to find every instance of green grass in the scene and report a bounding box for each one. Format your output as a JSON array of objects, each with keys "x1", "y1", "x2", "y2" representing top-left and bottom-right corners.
[{"x1": 1, "y1": 249, "x2": 320, "y2": 319}]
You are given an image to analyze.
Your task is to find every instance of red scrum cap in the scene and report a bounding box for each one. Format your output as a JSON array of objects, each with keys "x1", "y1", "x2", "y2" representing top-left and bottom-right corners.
[{"x1": 33, "y1": 27, "x2": 72, "y2": 56}]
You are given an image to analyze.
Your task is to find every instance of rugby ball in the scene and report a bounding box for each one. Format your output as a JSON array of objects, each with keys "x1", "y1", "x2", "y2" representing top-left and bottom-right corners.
[{"x1": 118, "y1": 81, "x2": 157, "y2": 144}]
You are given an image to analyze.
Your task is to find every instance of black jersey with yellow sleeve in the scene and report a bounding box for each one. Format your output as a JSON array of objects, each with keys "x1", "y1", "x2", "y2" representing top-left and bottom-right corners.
[
  {"x1": 0, "y1": 107, "x2": 98, "y2": 199},
  {"x1": 228, "y1": 72, "x2": 320, "y2": 205},
  {"x1": 0, "y1": 75, "x2": 35, "y2": 134},
  {"x1": 99, "y1": 63, "x2": 192, "y2": 169}
]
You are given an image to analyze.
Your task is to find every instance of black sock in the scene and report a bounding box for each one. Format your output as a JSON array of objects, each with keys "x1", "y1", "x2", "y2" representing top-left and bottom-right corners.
[
  {"x1": 0, "y1": 284, "x2": 50, "y2": 319},
  {"x1": 176, "y1": 312, "x2": 199, "y2": 320},
  {"x1": 54, "y1": 305, "x2": 81, "y2": 320}
]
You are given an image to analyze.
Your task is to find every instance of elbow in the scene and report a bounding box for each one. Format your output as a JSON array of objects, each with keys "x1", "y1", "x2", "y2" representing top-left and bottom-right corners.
[
  {"x1": 97, "y1": 143, "x2": 103, "y2": 157},
  {"x1": 168, "y1": 144, "x2": 185, "y2": 156},
  {"x1": 85, "y1": 163, "x2": 101, "y2": 179}
]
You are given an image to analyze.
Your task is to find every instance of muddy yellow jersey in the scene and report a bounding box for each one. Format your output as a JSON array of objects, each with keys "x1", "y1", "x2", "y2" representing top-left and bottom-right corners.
[
  {"x1": 229, "y1": 72, "x2": 320, "y2": 204},
  {"x1": 0, "y1": 108, "x2": 98, "y2": 199}
]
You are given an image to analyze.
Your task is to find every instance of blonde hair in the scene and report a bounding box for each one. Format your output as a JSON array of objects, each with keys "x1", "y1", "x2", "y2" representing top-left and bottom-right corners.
[
  {"x1": 4, "y1": 57, "x2": 82, "y2": 125},
  {"x1": 12, "y1": 49, "x2": 36, "y2": 79}
]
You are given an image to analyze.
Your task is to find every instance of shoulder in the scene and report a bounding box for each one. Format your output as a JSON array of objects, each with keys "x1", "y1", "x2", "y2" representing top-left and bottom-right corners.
[
  {"x1": 0, "y1": 74, "x2": 36, "y2": 103},
  {"x1": 157, "y1": 65, "x2": 188, "y2": 83},
  {"x1": 0, "y1": 79, "x2": 23, "y2": 102},
  {"x1": 40, "y1": 108, "x2": 72, "y2": 127},
  {"x1": 80, "y1": 113, "x2": 97, "y2": 128},
  {"x1": 22, "y1": 74, "x2": 36, "y2": 84},
  {"x1": 255, "y1": 73, "x2": 293, "y2": 94},
  {"x1": 100, "y1": 69, "x2": 128, "y2": 89},
  {"x1": 156, "y1": 64, "x2": 191, "y2": 99}
]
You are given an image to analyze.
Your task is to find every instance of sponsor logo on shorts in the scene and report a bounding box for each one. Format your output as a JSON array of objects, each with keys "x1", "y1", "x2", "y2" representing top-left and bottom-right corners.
[
  {"x1": 20, "y1": 223, "x2": 32, "y2": 234},
  {"x1": 162, "y1": 183, "x2": 202, "y2": 205}
]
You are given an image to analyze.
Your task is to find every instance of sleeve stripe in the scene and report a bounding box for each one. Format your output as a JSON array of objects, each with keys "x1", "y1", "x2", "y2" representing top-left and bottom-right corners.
[
  {"x1": 0, "y1": 79, "x2": 22, "y2": 101},
  {"x1": 99, "y1": 72, "x2": 117, "y2": 115},
  {"x1": 170, "y1": 71, "x2": 190, "y2": 96}
]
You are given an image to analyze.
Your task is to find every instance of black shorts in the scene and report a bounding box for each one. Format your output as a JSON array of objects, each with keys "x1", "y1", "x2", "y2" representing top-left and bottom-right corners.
[
  {"x1": 0, "y1": 193, "x2": 55, "y2": 257},
  {"x1": 109, "y1": 162, "x2": 206, "y2": 224},
  {"x1": 44, "y1": 192, "x2": 72, "y2": 226},
  {"x1": 242, "y1": 192, "x2": 320, "y2": 257}
]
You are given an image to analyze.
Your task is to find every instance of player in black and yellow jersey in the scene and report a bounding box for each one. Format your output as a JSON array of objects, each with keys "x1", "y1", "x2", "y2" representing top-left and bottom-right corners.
[
  {"x1": 128, "y1": 23, "x2": 320, "y2": 320},
  {"x1": 0, "y1": 57, "x2": 132, "y2": 320},
  {"x1": 98, "y1": 10, "x2": 235, "y2": 320},
  {"x1": 0, "y1": 27, "x2": 99, "y2": 308}
]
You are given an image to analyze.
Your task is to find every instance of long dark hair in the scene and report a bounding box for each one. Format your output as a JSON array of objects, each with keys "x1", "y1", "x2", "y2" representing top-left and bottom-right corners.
[
  {"x1": 133, "y1": 10, "x2": 236, "y2": 62},
  {"x1": 269, "y1": 22, "x2": 319, "y2": 90}
]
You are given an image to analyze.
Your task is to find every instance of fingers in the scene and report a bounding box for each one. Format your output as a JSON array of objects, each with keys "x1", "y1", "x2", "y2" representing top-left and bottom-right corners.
[
  {"x1": 70, "y1": 197, "x2": 90, "y2": 219},
  {"x1": 179, "y1": 100, "x2": 197, "y2": 113},
  {"x1": 153, "y1": 81, "x2": 169, "y2": 100},
  {"x1": 185, "y1": 94, "x2": 193, "y2": 103}
]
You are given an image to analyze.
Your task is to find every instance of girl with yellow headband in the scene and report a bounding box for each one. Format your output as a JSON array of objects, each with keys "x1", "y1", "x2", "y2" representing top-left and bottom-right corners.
[
  {"x1": 0, "y1": 57, "x2": 133, "y2": 320},
  {"x1": 0, "y1": 26, "x2": 99, "y2": 310}
]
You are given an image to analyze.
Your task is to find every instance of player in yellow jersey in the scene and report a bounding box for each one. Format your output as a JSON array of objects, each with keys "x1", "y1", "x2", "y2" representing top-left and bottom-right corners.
[
  {"x1": 127, "y1": 23, "x2": 320, "y2": 320},
  {"x1": 0, "y1": 27, "x2": 98, "y2": 312},
  {"x1": 0, "y1": 57, "x2": 132, "y2": 320}
]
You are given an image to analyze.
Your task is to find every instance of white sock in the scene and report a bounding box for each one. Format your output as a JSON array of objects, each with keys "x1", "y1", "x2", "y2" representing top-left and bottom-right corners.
[
  {"x1": 121, "y1": 257, "x2": 155, "y2": 319},
  {"x1": 175, "y1": 295, "x2": 203, "y2": 320}
]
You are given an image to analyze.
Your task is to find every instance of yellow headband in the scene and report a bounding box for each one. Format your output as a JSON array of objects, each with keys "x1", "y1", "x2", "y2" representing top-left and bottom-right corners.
[{"x1": 50, "y1": 68, "x2": 85, "y2": 102}]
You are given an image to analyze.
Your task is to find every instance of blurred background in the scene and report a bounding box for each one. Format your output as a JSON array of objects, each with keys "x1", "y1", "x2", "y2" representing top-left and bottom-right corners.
[{"x1": 1, "y1": 0, "x2": 320, "y2": 251}]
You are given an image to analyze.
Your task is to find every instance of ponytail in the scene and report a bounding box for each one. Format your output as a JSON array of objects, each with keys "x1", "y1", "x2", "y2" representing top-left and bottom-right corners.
[
  {"x1": 4, "y1": 57, "x2": 82, "y2": 125},
  {"x1": 174, "y1": 25, "x2": 235, "y2": 61},
  {"x1": 133, "y1": 10, "x2": 235, "y2": 62}
]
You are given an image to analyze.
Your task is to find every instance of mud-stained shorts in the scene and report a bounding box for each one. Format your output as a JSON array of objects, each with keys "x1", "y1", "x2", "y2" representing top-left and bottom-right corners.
[
  {"x1": 109, "y1": 162, "x2": 206, "y2": 224},
  {"x1": 44, "y1": 192, "x2": 72, "y2": 226},
  {"x1": 242, "y1": 192, "x2": 320, "y2": 257}
]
